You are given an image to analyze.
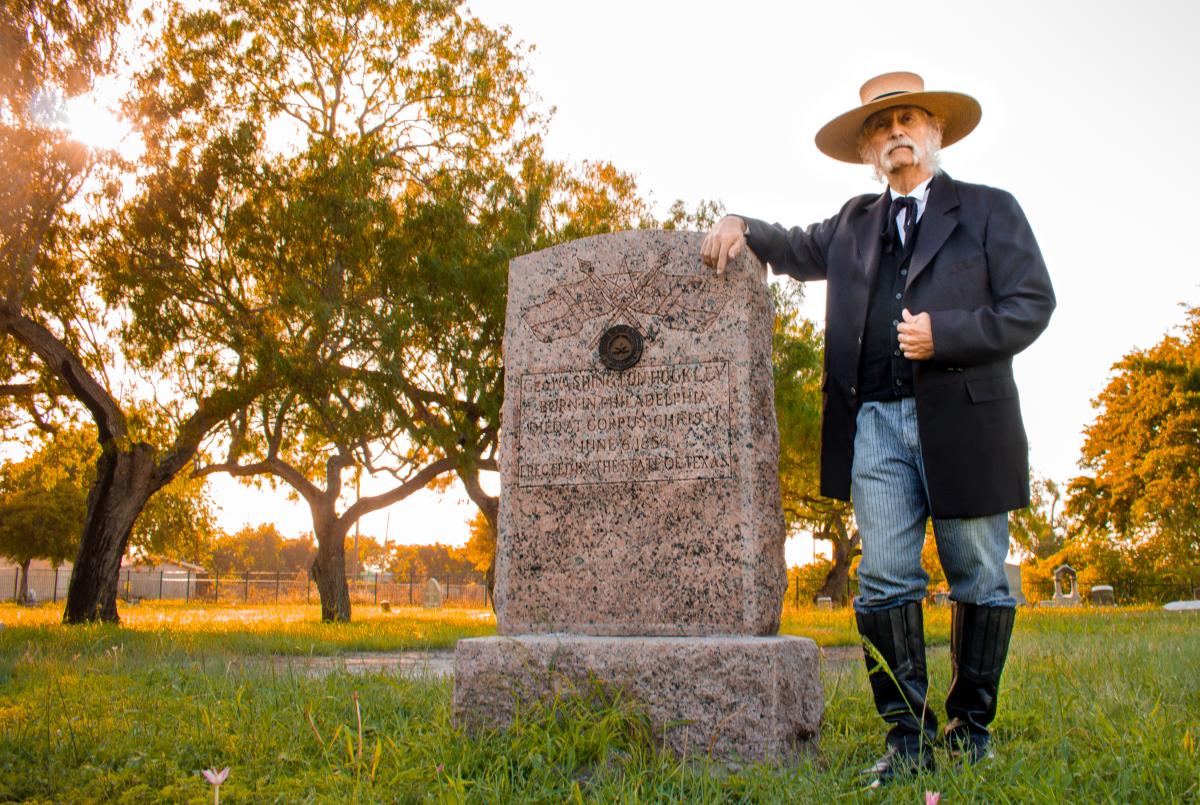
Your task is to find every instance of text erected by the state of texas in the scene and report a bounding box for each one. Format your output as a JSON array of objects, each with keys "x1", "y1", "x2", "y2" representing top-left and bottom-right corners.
[{"x1": 516, "y1": 360, "x2": 732, "y2": 487}]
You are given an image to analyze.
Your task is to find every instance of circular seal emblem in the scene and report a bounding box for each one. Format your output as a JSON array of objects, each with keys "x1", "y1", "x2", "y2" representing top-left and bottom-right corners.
[{"x1": 598, "y1": 324, "x2": 643, "y2": 371}]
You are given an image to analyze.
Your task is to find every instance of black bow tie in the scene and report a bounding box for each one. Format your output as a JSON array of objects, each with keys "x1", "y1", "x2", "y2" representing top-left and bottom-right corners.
[{"x1": 886, "y1": 196, "x2": 918, "y2": 252}]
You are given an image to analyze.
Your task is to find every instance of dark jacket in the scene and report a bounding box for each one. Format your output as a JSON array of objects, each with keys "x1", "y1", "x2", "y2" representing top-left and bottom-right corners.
[{"x1": 743, "y1": 174, "x2": 1055, "y2": 518}]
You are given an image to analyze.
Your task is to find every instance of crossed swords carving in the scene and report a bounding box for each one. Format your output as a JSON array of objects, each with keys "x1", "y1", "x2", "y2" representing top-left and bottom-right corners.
[{"x1": 576, "y1": 250, "x2": 670, "y2": 347}]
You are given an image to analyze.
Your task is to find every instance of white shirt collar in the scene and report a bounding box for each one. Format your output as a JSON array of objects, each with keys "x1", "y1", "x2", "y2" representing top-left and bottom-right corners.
[
  {"x1": 888, "y1": 175, "x2": 933, "y2": 203},
  {"x1": 888, "y1": 176, "x2": 933, "y2": 245}
]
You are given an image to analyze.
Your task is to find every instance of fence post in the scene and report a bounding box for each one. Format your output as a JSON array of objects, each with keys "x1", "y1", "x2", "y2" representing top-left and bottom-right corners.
[
  {"x1": 158, "y1": 571, "x2": 164, "y2": 601},
  {"x1": 215, "y1": 572, "x2": 220, "y2": 602},
  {"x1": 408, "y1": 573, "x2": 414, "y2": 605},
  {"x1": 244, "y1": 573, "x2": 250, "y2": 603},
  {"x1": 275, "y1": 571, "x2": 281, "y2": 603},
  {"x1": 374, "y1": 572, "x2": 379, "y2": 604},
  {"x1": 186, "y1": 570, "x2": 191, "y2": 603},
  {"x1": 53, "y1": 567, "x2": 59, "y2": 603},
  {"x1": 794, "y1": 572, "x2": 800, "y2": 608}
]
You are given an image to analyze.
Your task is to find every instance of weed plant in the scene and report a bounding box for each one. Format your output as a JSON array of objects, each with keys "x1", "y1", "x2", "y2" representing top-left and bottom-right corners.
[{"x1": 0, "y1": 605, "x2": 1196, "y2": 802}]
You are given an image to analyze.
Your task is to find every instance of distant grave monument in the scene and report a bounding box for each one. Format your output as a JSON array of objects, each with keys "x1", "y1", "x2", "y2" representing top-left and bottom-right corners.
[
  {"x1": 1089, "y1": 584, "x2": 1115, "y2": 606},
  {"x1": 422, "y1": 578, "x2": 443, "y2": 609},
  {"x1": 1039, "y1": 564, "x2": 1081, "y2": 608},
  {"x1": 1004, "y1": 561, "x2": 1027, "y2": 605},
  {"x1": 453, "y1": 230, "x2": 822, "y2": 760}
]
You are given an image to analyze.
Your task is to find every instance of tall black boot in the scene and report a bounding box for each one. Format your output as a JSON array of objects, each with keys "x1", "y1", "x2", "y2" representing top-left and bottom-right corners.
[
  {"x1": 944, "y1": 602, "x2": 1016, "y2": 762},
  {"x1": 855, "y1": 601, "x2": 938, "y2": 784}
]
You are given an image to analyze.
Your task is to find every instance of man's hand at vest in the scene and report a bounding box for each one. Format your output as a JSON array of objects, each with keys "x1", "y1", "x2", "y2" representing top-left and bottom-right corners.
[
  {"x1": 701, "y1": 216, "x2": 747, "y2": 276},
  {"x1": 898, "y1": 308, "x2": 934, "y2": 360}
]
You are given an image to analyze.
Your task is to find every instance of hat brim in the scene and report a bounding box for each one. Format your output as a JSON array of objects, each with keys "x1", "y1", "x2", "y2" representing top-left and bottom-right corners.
[{"x1": 814, "y1": 90, "x2": 982, "y2": 164}]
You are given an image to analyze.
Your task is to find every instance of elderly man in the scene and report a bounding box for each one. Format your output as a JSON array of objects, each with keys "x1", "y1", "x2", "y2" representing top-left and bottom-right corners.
[{"x1": 701, "y1": 72, "x2": 1054, "y2": 784}]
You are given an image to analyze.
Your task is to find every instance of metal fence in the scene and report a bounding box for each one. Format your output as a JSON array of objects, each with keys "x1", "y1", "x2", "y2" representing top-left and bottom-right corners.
[
  {"x1": 781, "y1": 569, "x2": 1199, "y2": 608},
  {"x1": 784, "y1": 572, "x2": 859, "y2": 608},
  {"x1": 4, "y1": 565, "x2": 1195, "y2": 610},
  {"x1": 0, "y1": 567, "x2": 489, "y2": 608}
]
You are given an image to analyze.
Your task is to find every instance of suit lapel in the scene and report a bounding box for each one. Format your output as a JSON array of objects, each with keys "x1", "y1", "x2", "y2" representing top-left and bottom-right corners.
[
  {"x1": 855, "y1": 189, "x2": 891, "y2": 287},
  {"x1": 905, "y1": 174, "x2": 960, "y2": 291}
]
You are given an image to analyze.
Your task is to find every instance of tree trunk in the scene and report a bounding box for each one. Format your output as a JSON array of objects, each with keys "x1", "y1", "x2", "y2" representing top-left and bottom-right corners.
[
  {"x1": 817, "y1": 550, "x2": 852, "y2": 605},
  {"x1": 17, "y1": 558, "x2": 31, "y2": 604},
  {"x1": 62, "y1": 445, "x2": 158, "y2": 624},
  {"x1": 817, "y1": 513, "x2": 860, "y2": 606},
  {"x1": 458, "y1": 465, "x2": 498, "y2": 606},
  {"x1": 484, "y1": 563, "x2": 495, "y2": 612},
  {"x1": 310, "y1": 519, "x2": 352, "y2": 622}
]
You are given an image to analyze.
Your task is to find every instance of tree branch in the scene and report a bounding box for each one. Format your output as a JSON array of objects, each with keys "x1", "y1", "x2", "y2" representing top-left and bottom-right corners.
[
  {"x1": 0, "y1": 304, "x2": 127, "y2": 445},
  {"x1": 342, "y1": 455, "x2": 456, "y2": 523},
  {"x1": 196, "y1": 453, "x2": 325, "y2": 509}
]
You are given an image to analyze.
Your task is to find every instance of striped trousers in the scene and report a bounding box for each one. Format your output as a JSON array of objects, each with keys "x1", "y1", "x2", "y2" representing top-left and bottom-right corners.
[{"x1": 851, "y1": 398, "x2": 1015, "y2": 613}]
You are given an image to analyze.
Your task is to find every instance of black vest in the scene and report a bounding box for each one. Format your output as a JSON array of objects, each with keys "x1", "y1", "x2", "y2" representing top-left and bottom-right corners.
[{"x1": 857, "y1": 218, "x2": 921, "y2": 403}]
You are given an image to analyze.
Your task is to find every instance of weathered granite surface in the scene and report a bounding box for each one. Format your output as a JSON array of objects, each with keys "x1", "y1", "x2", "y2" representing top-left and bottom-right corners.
[
  {"x1": 453, "y1": 635, "x2": 821, "y2": 761},
  {"x1": 494, "y1": 230, "x2": 786, "y2": 635},
  {"x1": 453, "y1": 231, "x2": 822, "y2": 762}
]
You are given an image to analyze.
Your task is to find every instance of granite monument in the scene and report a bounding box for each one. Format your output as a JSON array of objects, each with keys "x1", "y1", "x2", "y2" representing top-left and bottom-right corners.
[{"x1": 452, "y1": 230, "x2": 822, "y2": 760}]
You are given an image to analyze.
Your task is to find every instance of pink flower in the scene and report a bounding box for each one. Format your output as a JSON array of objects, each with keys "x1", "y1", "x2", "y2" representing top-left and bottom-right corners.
[
  {"x1": 436, "y1": 763, "x2": 445, "y2": 773},
  {"x1": 925, "y1": 792, "x2": 941, "y2": 805},
  {"x1": 202, "y1": 768, "x2": 230, "y2": 805},
  {"x1": 202, "y1": 768, "x2": 230, "y2": 785}
]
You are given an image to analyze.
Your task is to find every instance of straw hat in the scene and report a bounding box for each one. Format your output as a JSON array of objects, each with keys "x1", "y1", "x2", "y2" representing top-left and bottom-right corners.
[{"x1": 814, "y1": 71, "x2": 981, "y2": 163}]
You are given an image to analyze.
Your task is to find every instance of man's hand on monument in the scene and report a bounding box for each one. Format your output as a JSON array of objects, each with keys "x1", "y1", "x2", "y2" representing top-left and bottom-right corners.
[
  {"x1": 898, "y1": 309, "x2": 934, "y2": 360},
  {"x1": 701, "y1": 215, "x2": 747, "y2": 276}
]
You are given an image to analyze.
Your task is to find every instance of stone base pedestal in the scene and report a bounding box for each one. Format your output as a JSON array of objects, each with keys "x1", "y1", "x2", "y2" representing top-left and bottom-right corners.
[{"x1": 453, "y1": 635, "x2": 822, "y2": 761}]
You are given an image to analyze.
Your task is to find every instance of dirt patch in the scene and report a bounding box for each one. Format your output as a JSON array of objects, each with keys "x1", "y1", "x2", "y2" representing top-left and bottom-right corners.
[
  {"x1": 260, "y1": 650, "x2": 455, "y2": 678},
  {"x1": 251, "y1": 643, "x2": 894, "y2": 679}
]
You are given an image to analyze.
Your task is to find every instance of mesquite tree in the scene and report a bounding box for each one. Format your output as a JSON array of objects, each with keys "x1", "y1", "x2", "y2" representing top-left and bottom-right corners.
[
  {"x1": 1, "y1": 0, "x2": 278, "y2": 622},
  {"x1": 112, "y1": 0, "x2": 538, "y2": 620}
]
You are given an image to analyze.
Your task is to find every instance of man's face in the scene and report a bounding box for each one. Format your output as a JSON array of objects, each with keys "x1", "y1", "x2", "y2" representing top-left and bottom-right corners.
[{"x1": 862, "y1": 106, "x2": 939, "y2": 174}]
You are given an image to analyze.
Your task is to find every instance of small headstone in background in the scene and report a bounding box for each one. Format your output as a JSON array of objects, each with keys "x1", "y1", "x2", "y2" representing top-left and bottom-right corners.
[
  {"x1": 1046, "y1": 564, "x2": 1081, "y2": 607},
  {"x1": 380, "y1": 601, "x2": 391, "y2": 613},
  {"x1": 422, "y1": 578, "x2": 443, "y2": 608},
  {"x1": 1089, "y1": 585, "x2": 1115, "y2": 606},
  {"x1": 1038, "y1": 565, "x2": 1080, "y2": 608},
  {"x1": 816, "y1": 596, "x2": 833, "y2": 610},
  {"x1": 1004, "y1": 562, "x2": 1027, "y2": 605},
  {"x1": 1163, "y1": 600, "x2": 1200, "y2": 612}
]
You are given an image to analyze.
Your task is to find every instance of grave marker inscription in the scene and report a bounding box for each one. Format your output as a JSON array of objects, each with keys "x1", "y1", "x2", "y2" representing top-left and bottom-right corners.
[{"x1": 493, "y1": 230, "x2": 788, "y2": 637}]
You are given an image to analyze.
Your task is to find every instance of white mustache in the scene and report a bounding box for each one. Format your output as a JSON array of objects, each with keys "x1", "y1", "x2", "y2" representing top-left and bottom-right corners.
[{"x1": 886, "y1": 137, "x2": 919, "y2": 156}]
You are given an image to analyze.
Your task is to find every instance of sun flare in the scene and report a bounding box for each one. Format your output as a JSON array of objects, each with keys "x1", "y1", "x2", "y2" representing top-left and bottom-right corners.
[{"x1": 62, "y1": 93, "x2": 132, "y2": 153}]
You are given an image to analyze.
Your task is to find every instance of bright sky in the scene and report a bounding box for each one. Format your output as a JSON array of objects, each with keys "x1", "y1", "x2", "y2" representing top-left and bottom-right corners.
[{"x1": 60, "y1": 0, "x2": 1200, "y2": 567}]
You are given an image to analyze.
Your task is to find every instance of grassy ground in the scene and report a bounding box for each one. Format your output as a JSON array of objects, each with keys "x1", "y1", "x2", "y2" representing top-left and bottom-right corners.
[
  {"x1": 0, "y1": 603, "x2": 1196, "y2": 803},
  {"x1": 0, "y1": 602, "x2": 495, "y2": 656},
  {"x1": 778, "y1": 604, "x2": 951, "y2": 648}
]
